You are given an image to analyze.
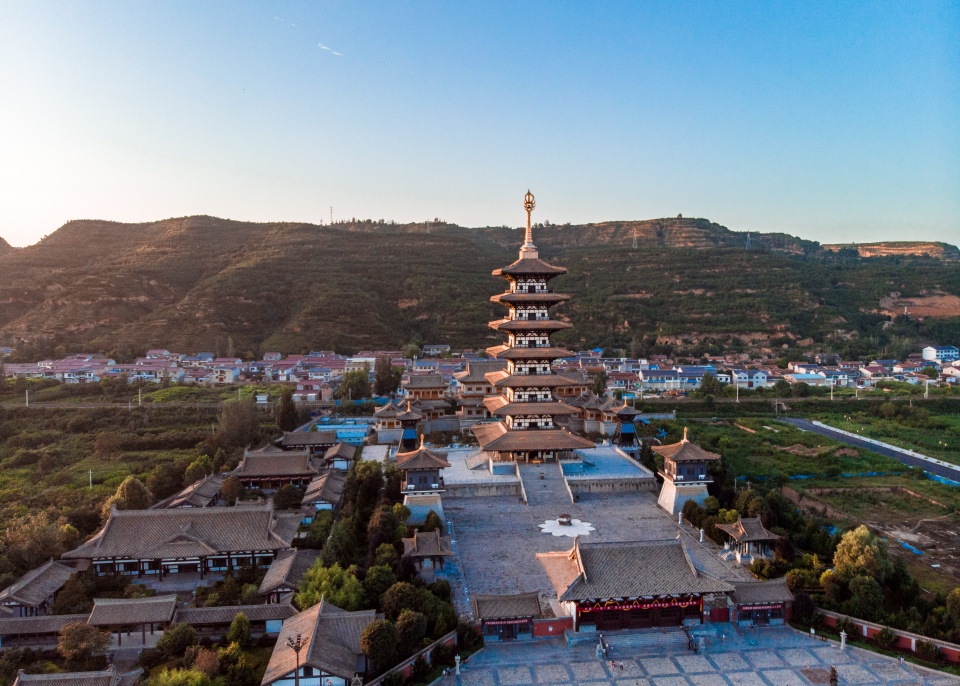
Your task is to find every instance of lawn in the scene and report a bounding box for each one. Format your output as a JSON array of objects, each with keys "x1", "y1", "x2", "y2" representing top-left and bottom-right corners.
[{"x1": 810, "y1": 411, "x2": 960, "y2": 467}]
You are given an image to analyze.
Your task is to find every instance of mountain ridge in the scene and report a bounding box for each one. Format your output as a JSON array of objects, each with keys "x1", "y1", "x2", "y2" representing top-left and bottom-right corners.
[{"x1": 1, "y1": 215, "x2": 958, "y2": 358}]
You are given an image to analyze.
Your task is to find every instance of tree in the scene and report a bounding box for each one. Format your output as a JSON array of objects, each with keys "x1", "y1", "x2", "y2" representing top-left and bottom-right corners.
[
  {"x1": 148, "y1": 460, "x2": 184, "y2": 500},
  {"x1": 697, "y1": 373, "x2": 724, "y2": 398},
  {"x1": 947, "y1": 587, "x2": 960, "y2": 629},
  {"x1": 94, "y1": 432, "x2": 123, "y2": 459},
  {"x1": 227, "y1": 612, "x2": 251, "y2": 648},
  {"x1": 373, "y1": 543, "x2": 399, "y2": 568},
  {"x1": 591, "y1": 370, "x2": 608, "y2": 396},
  {"x1": 221, "y1": 475, "x2": 243, "y2": 505},
  {"x1": 381, "y1": 582, "x2": 421, "y2": 619},
  {"x1": 101, "y1": 475, "x2": 154, "y2": 520},
  {"x1": 834, "y1": 525, "x2": 892, "y2": 582},
  {"x1": 296, "y1": 563, "x2": 366, "y2": 610},
  {"x1": 396, "y1": 609, "x2": 428, "y2": 657},
  {"x1": 374, "y1": 357, "x2": 403, "y2": 396},
  {"x1": 192, "y1": 648, "x2": 220, "y2": 679},
  {"x1": 360, "y1": 619, "x2": 398, "y2": 670},
  {"x1": 422, "y1": 510, "x2": 443, "y2": 532},
  {"x1": 184, "y1": 455, "x2": 214, "y2": 485},
  {"x1": 364, "y1": 564, "x2": 397, "y2": 602},
  {"x1": 921, "y1": 365, "x2": 940, "y2": 380},
  {"x1": 337, "y1": 368, "x2": 372, "y2": 401},
  {"x1": 848, "y1": 575, "x2": 884, "y2": 620},
  {"x1": 274, "y1": 484, "x2": 304, "y2": 510},
  {"x1": 275, "y1": 387, "x2": 299, "y2": 432},
  {"x1": 773, "y1": 379, "x2": 791, "y2": 397},
  {"x1": 148, "y1": 669, "x2": 213, "y2": 686},
  {"x1": 57, "y1": 622, "x2": 110, "y2": 666},
  {"x1": 321, "y1": 520, "x2": 358, "y2": 568},
  {"x1": 3, "y1": 511, "x2": 78, "y2": 572},
  {"x1": 218, "y1": 397, "x2": 260, "y2": 448},
  {"x1": 156, "y1": 623, "x2": 198, "y2": 659},
  {"x1": 367, "y1": 505, "x2": 402, "y2": 558}
]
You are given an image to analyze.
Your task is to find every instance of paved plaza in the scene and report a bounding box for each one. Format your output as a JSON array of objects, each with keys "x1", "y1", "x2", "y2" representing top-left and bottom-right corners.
[
  {"x1": 444, "y1": 480, "x2": 753, "y2": 615},
  {"x1": 446, "y1": 628, "x2": 960, "y2": 685}
]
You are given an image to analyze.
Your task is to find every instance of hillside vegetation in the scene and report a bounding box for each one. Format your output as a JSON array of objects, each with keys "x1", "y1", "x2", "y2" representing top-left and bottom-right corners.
[{"x1": 0, "y1": 216, "x2": 958, "y2": 357}]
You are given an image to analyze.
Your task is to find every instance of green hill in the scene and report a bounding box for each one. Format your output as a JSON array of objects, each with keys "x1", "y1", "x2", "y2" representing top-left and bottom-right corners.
[{"x1": 0, "y1": 216, "x2": 958, "y2": 359}]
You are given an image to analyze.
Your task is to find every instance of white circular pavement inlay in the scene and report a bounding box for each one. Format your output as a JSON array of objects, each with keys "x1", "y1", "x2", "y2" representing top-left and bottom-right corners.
[{"x1": 539, "y1": 519, "x2": 595, "y2": 537}]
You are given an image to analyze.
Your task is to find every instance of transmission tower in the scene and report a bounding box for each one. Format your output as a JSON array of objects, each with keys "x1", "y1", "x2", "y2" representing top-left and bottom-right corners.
[
  {"x1": 632, "y1": 226, "x2": 638, "y2": 249},
  {"x1": 745, "y1": 233, "x2": 752, "y2": 250}
]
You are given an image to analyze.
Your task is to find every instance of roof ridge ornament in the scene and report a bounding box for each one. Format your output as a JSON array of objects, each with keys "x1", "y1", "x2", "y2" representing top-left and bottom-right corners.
[{"x1": 520, "y1": 190, "x2": 538, "y2": 258}]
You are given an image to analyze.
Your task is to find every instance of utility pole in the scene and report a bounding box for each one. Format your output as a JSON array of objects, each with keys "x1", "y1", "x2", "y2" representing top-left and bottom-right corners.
[
  {"x1": 138, "y1": 387, "x2": 142, "y2": 406},
  {"x1": 830, "y1": 380, "x2": 834, "y2": 401},
  {"x1": 89, "y1": 469, "x2": 93, "y2": 490},
  {"x1": 25, "y1": 389, "x2": 29, "y2": 407}
]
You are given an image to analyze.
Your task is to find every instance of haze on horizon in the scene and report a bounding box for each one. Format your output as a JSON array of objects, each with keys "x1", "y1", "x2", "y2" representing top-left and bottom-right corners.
[{"x1": 0, "y1": 1, "x2": 958, "y2": 248}]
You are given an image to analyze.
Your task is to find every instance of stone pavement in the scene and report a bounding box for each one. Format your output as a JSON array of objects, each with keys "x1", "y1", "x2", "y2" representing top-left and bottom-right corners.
[{"x1": 441, "y1": 628, "x2": 959, "y2": 686}]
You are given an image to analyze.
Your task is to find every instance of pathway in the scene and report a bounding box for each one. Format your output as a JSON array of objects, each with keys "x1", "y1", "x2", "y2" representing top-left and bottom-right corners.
[{"x1": 518, "y1": 461, "x2": 576, "y2": 508}]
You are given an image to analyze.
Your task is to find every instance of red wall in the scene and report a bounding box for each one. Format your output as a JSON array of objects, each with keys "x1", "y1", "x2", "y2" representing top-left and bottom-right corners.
[
  {"x1": 710, "y1": 608, "x2": 729, "y2": 623},
  {"x1": 533, "y1": 617, "x2": 573, "y2": 637}
]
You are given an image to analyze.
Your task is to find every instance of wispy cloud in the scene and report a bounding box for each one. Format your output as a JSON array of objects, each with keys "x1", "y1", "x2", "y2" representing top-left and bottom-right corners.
[{"x1": 318, "y1": 42, "x2": 343, "y2": 57}]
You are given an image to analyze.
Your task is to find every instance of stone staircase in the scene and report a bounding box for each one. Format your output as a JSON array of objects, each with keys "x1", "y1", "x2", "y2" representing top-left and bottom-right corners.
[
  {"x1": 602, "y1": 627, "x2": 691, "y2": 656},
  {"x1": 518, "y1": 461, "x2": 575, "y2": 507}
]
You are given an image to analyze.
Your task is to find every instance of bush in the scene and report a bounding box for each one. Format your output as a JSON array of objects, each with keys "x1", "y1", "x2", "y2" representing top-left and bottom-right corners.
[
  {"x1": 156, "y1": 623, "x2": 198, "y2": 659},
  {"x1": 874, "y1": 627, "x2": 898, "y2": 650},
  {"x1": 916, "y1": 640, "x2": 942, "y2": 663},
  {"x1": 431, "y1": 642, "x2": 455, "y2": 667}
]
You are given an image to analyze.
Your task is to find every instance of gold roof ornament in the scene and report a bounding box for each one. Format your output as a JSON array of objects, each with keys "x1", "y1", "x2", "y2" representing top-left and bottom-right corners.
[{"x1": 521, "y1": 189, "x2": 538, "y2": 256}]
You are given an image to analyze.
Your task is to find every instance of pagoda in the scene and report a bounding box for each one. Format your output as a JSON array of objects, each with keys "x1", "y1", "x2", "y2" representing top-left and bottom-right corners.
[
  {"x1": 472, "y1": 191, "x2": 594, "y2": 463},
  {"x1": 653, "y1": 428, "x2": 721, "y2": 515}
]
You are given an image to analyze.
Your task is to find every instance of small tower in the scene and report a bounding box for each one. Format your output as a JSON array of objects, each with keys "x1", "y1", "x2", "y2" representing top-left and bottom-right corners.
[
  {"x1": 396, "y1": 435, "x2": 452, "y2": 493},
  {"x1": 396, "y1": 401, "x2": 423, "y2": 452},
  {"x1": 612, "y1": 401, "x2": 643, "y2": 448},
  {"x1": 653, "y1": 428, "x2": 720, "y2": 515}
]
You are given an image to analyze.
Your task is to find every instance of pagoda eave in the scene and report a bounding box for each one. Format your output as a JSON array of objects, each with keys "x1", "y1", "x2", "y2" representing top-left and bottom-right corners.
[
  {"x1": 486, "y1": 345, "x2": 575, "y2": 360},
  {"x1": 488, "y1": 319, "x2": 574, "y2": 333},
  {"x1": 484, "y1": 371, "x2": 582, "y2": 388},
  {"x1": 490, "y1": 292, "x2": 572, "y2": 305}
]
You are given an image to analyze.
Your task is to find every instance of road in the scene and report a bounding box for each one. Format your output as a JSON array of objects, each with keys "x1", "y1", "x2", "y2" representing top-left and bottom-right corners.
[{"x1": 778, "y1": 417, "x2": 960, "y2": 482}]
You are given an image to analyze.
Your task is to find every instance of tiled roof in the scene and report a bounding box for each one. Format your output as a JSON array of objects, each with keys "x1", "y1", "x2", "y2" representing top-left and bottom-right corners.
[
  {"x1": 486, "y1": 372, "x2": 581, "y2": 388},
  {"x1": 261, "y1": 600, "x2": 378, "y2": 684},
  {"x1": 402, "y1": 530, "x2": 453, "y2": 559},
  {"x1": 493, "y1": 257, "x2": 567, "y2": 276},
  {"x1": 715, "y1": 516, "x2": 779, "y2": 543},
  {"x1": 396, "y1": 443, "x2": 451, "y2": 471},
  {"x1": 488, "y1": 319, "x2": 573, "y2": 333},
  {"x1": 87, "y1": 595, "x2": 178, "y2": 626},
  {"x1": 472, "y1": 422, "x2": 595, "y2": 451},
  {"x1": 259, "y1": 549, "x2": 322, "y2": 595},
  {"x1": 64, "y1": 503, "x2": 295, "y2": 560},
  {"x1": 484, "y1": 398, "x2": 580, "y2": 418},
  {"x1": 12, "y1": 667, "x2": 142, "y2": 686},
  {"x1": 395, "y1": 400, "x2": 423, "y2": 421},
  {"x1": 323, "y1": 443, "x2": 356, "y2": 462},
  {"x1": 453, "y1": 361, "x2": 507, "y2": 383},
  {"x1": 652, "y1": 428, "x2": 721, "y2": 463},
  {"x1": 0, "y1": 614, "x2": 86, "y2": 637},
  {"x1": 374, "y1": 400, "x2": 402, "y2": 417},
  {"x1": 302, "y1": 470, "x2": 346, "y2": 505},
  {"x1": 232, "y1": 450, "x2": 319, "y2": 478},
  {"x1": 485, "y1": 346, "x2": 575, "y2": 360},
  {"x1": 402, "y1": 373, "x2": 446, "y2": 389},
  {"x1": 538, "y1": 538, "x2": 734, "y2": 602},
  {"x1": 280, "y1": 431, "x2": 338, "y2": 447},
  {"x1": 0, "y1": 560, "x2": 74, "y2": 607},
  {"x1": 471, "y1": 592, "x2": 543, "y2": 620},
  {"x1": 174, "y1": 602, "x2": 298, "y2": 625},
  {"x1": 151, "y1": 474, "x2": 224, "y2": 509},
  {"x1": 490, "y1": 292, "x2": 571, "y2": 305},
  {"x1": 733, "y1": 578, "x2": 794, "y2": 605}
]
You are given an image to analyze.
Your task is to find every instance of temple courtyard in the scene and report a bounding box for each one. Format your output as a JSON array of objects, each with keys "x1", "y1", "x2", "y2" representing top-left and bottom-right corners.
[
  {"x1": 443, "y1": 467, "x2": 754, "y2": 617},
  {"x1": 445, "y1": 628, "x2": 959, "y2": 685}
]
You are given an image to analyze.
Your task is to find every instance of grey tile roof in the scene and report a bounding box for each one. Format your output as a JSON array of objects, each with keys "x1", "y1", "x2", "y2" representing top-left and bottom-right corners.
[
  {"x1": 87, "y1": 595, "x2": 178, "y2": 626},
  {"x1": 174, "y1": 602, "x2": 298, "y2": 626},
  {"x1": 64, "y1": 503, "x2": 296, "y2": 560},
  {"x1": 715, "y1": 516, "x2": 778, "y2": 543},
  {"x1": 323, "y1": 443, "x2": 356, "y2": 462},
  {"x1": 302, "y1": 471, "x2": 346, "y2": 506},
  {"x1": 233, "y1": 450, "x2": 319, "y2": 478},
  {"x1": 733, "y1": 578, "x2": 795, "y2": 605},
  {"x1": 396, "y1": 444, "x2": 450, "y2": 471},
  {"x1": 402, "y1": 530, "x2": 453, "y2": 559},
  {"x1": 258, "y1": 549, "x2": 321, "y2": 595},
  {"x1": 0, "y1": 560, "x2": 74, "y2": 607},
  {"x1": 0, "y1": 614, "x2": 87, "y2": 637},
  {"x1": 402, "y1": 373, "x2": 446, "y2": 389},
  {"x1": 453, "y1": 361, "x2": 507, "y2": 383},
  {"x1": 261, "y1": 600, "x2": 379, "y2": 684},
  {"x1": 493, "y1": 257, "x2": 568, "y2": 276},
  {"x1": 538, "y1": 538, "x2": 734, "y2": 603},
  {"x1": 471, "y1": 592, "x2": 543, "y2": 620},
  {"x1": 652, "y1": 428, "x2": 721, "y2": 463},
  {"x1": 13, "y1": 667, "x2": 142, "y2": 686},
  {"x1": 151, "y1": 474, "x2": 225, "y2": 509},
  {"x1": 280, "y1": 431, "x2": 338, "y2": 447},
  {"x1": 472, "y1": 422, "x2": 595, "y2": 451}
]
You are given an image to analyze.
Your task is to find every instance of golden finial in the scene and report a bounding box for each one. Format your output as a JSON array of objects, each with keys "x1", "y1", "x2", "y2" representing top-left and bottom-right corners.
[{"x1": 521, "y1": 190, "x2": 537, "y2": 254}]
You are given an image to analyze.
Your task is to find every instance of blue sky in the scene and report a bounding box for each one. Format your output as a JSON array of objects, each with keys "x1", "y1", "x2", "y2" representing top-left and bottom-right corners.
[{"x1": 0, "y1": 1, "x2": 957, "y2": 246}]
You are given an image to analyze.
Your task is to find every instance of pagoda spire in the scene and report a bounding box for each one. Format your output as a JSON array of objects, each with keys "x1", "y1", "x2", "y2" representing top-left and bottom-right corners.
[{"x1": 520, "y1": 190, "x2": 538, "y2": 258}]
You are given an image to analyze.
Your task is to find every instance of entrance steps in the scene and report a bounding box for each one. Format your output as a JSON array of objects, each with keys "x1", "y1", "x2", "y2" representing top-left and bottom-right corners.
[
  {"x1": 518, "y1": 461, "x2": 574, "y2": 506},
  {"x1": 603, "y1": 627, "x2": 690, "y2": 655}
]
